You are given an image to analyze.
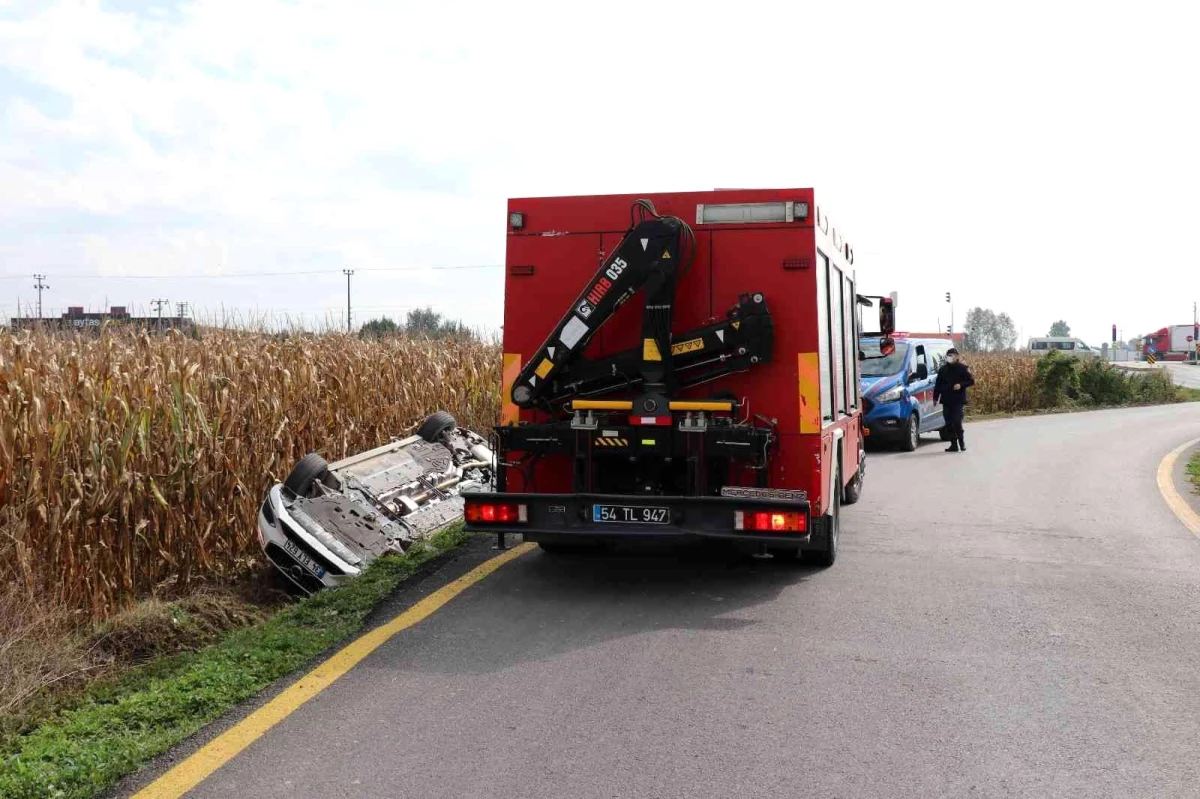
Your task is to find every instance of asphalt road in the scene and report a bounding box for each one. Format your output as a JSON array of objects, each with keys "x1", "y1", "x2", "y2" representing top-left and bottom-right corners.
[
  {"x1": 171, "y1": 404, "x2": 1200, "y2": 799},
  {"x1": 1163, "y1": 362, "x2": 1200, "y2": 389}
]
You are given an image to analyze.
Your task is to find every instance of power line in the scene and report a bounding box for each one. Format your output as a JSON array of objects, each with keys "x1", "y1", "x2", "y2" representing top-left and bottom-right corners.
[{"x1": 0, "y1": 265, "x2": 504, "y2": 281}]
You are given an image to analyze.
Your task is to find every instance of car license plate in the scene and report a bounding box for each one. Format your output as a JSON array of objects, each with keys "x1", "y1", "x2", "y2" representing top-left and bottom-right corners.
[
  {"x1": 283, "y1": 539, "x2": 326, "y2": 578},
  {"x1": 592, "y1": 504, "x2": 670, "y2": 525}
]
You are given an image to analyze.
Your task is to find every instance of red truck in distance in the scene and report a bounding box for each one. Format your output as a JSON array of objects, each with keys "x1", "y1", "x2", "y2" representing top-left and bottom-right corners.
[{"x1": 464, "y1": 189, "x2": 896, "y2": 566}]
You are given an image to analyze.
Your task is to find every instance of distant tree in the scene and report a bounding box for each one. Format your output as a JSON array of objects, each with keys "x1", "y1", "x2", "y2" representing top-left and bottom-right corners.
[
  {"x1": 1048, "y1": 320, "x2": 1071, "y2": 337},
  {"x1": 359, "y1": 317, "x2": 400, "y2": 338},
  {"x1": 964, "y1": 306, "x2": 1019, "y2": 351},
  {"x1": 994, "y1": 312, "x2": 1018, "y2": 351},
  {"x1": 404, "y1": 306, "x2": 476, "y2": 340},
  {"x1": 963, "y1": 307, "x2": 994, "y2": 352},
  {"x1": 405, "y1": 307, "x2": 444, "y2": 336}
]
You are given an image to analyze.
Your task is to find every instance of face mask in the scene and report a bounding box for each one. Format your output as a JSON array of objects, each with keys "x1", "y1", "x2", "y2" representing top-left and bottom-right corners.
[{"x1": 947, "y1": 355, "x2": 959, "y2": 364}]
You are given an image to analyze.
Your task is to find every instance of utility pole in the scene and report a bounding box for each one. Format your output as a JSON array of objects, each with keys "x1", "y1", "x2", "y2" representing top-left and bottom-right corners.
[
  {"x1": 152, "y1": 298, "x2": 169, "y2": 318},
  {"x1": 343, "y1": 269, "x2": 354, "y2": 333},
  {"x1": 945, "y1": 291, "x2": 953, "y2": 334},
  {"x1": 176, "y1": 301, "x2": 189, "y2": 319},
  {"x1": 33, "y1": 274, "x2": 49, "y2": 319}
]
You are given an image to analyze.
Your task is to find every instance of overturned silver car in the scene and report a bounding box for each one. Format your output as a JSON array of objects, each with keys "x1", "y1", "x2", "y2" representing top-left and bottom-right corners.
[{"x1": 257, "y1": 411, "x2": 493, "y2": 593}]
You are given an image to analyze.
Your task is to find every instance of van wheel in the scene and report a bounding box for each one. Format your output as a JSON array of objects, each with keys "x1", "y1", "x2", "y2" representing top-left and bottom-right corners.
[
  {"x1": 901, "y1": 413, "x2": 919, "y2": 452},
  {"x1": 807, "y1": 463, "x2": 841, "y2": 568}
]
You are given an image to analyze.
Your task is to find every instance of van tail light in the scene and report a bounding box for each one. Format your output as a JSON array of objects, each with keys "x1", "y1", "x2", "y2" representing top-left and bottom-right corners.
[
  {"x1": 465, "y1": 501, "x2": 528, "y2": 524},
  {"x1": 734, "y1": 510, "x2": 807, "y2": 533}
]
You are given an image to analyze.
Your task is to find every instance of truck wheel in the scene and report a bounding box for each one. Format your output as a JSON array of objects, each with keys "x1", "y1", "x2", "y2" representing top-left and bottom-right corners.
[
  {"x1": 843, "y1": 449, "x2": 865, "y2": 506},
  {"x1": 283, "y1": 453, "x2": 330, "y2": 498},
  {"x1": 901, "y1": 413, "x2": 919, "y2": 452},
  {"x1": 807, "y1": 464, "x2": 841, "y2": 568},
  {"x1": 417, "y1": 411, "x2": 457, "y2": 442}
]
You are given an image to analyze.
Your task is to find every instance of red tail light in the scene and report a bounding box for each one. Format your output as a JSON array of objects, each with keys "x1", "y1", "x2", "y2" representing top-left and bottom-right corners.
[
  {"x1": 734, "y1": 510, "x2": 806, "y2": 533},
  {"x1": 465, "y1": 501, "x2": 528, "y2": 524}
]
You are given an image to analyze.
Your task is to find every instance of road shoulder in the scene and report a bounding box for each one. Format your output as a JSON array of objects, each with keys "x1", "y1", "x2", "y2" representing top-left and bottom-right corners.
[{"x1": 108, "y1": 532, "x2": 523, "y2": 798}]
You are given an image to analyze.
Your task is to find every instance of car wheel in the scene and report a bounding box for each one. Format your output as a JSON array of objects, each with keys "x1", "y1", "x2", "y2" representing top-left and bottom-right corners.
[
  {"x1": 417, "y1": 410, "x2": 457, "y2": 442},
  {"x1": 807, "y1": 463, "x2": 841, "y2": 568},
  {"x1": 901, "y1": 413, "x2": 919, "y2": 452},
  {"x1": 284, "y1": 453, "x2": 330, "y2": 498}
]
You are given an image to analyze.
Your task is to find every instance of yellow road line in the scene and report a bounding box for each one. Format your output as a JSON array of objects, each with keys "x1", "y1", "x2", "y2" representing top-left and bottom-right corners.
[
  {"x1": 1156, "y1": 437, "x2": 1200, "y2": 539},
  {"x1": 134, "y1": 541, "x2": 536, "y2": 799}
]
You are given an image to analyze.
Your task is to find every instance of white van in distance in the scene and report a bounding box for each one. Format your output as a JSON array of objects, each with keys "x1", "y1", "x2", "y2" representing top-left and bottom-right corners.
[{"x1": 1028, "y1": 337, "x2": 1097, "y2": 357}]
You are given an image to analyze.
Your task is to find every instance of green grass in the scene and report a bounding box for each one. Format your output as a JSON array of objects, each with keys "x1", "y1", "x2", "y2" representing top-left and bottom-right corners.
[
  {"x1": 0, "y1": 526, "x2": 469, "y2": 799},
  {"x1": 1187, "y1": 450, "x2": 1200, "y2": 496}
]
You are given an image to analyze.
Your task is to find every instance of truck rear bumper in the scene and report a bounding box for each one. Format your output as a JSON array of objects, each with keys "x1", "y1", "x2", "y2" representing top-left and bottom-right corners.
[{"x1": 462, "y1": 491, "x2": 811, "y2": 547}]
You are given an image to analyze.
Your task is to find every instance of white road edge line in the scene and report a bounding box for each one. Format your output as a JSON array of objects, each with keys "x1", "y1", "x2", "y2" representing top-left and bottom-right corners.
[{"x1": 1155, "y1": 436, "x2": 1200, "y2": 539}]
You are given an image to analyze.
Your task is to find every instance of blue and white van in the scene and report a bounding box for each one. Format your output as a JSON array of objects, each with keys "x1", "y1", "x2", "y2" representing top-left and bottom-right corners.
[{"x1": 859, "y1": 337, "x2": 953, "y2": 451}]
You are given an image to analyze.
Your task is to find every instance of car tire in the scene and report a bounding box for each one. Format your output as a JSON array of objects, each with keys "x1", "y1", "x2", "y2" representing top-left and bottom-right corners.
[
  {"x1": 807, "y1": 462, "x2": 841, "y2": 568},
  {"x1": 901, "y1": 413, "x2": 919, "y2": 452},
  {"x1": 417, "y1": 410, "x2": 457, "y2": 442},
  {"x1": 283, "y1": 453, "x2": 330, "y2": 498}
]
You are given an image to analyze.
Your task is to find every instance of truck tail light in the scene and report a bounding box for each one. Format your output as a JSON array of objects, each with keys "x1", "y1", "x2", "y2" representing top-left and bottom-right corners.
[
  {"x1": 734, "y1": 510, "x2": 807, "y2": 533},
  {"x1": 465, "y1": 501, "x2": 528, "y2": 524}
]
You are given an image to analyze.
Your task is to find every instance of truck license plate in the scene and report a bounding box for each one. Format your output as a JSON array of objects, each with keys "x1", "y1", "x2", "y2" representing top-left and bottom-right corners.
[{"x1": 592, "y1": 504, "x2": 670, "y2": 525}]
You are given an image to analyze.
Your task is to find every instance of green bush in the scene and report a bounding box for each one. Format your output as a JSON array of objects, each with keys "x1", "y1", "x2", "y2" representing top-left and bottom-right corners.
[
  {"x1": 1130, "y1": 368, "x2": 1179, "y2": 404},
  {"x1": 1078, "y1": 357, "x2": 1132, "y2": 405},
  {"x1": 1034, "y1": 351, "x2": 1080, "y2": 407}
]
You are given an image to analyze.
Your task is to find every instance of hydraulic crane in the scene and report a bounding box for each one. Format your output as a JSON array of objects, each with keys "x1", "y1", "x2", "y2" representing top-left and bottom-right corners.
[{"x1": 510, "y1": 200, "x2": 774, "y2": 417}]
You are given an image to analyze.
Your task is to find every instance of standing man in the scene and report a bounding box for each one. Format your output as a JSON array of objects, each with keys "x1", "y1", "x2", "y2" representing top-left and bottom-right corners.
[{"x1": 933, "y1": 347, "x2": 975, "y2": 453}]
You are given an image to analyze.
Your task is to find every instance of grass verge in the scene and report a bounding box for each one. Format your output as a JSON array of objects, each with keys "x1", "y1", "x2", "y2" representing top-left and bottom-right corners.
[
  {"x1": 0, "y1": 525, "x2": 469, "y2": 799},
  {"x1": 1187, "y1": 450, "x2": 1200, "y2": 496}
]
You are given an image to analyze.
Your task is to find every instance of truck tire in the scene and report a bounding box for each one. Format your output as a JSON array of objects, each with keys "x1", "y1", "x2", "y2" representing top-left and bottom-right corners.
[
  {"x1": 417, "y1": 411, "x2": 457, "y2": 442},
  {"x1": 901, "y1": 413, "x2": 919, "y2": 452},
  {"x1": 283, "y1": 453, "x2": 330, "y2": 498},
  {"x1": 843, "y1": 447, "x2": 865, "y2": 506},
  {"x1": 807, "y1": 463, "x2": 841, "y2": 568}
]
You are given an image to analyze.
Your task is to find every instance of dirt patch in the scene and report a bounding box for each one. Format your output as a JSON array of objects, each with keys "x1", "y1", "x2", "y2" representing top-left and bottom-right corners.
[{"x1": 0, "y1": 573, "x2": 280, "y2": 751}]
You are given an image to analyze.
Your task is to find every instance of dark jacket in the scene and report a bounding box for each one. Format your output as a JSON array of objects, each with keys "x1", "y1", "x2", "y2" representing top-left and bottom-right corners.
[{"x1": 933, "y1": 361, "x2": 975, "y2": 406}]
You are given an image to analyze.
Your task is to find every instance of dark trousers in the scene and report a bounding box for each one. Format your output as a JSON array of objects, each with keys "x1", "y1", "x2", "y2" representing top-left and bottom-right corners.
[{"x1": 943, "y1": 402, "x2": 965, "y2": 442}]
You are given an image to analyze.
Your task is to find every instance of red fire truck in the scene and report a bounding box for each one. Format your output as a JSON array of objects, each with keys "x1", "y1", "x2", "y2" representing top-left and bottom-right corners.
[{"x1": 464, "y1": 189, "x2": 896, "y2": 566}]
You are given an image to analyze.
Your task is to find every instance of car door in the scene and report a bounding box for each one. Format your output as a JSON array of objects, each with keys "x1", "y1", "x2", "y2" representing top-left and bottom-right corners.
[{"x1": 910, "y1": 344, "x2": 937, "y2": 430}]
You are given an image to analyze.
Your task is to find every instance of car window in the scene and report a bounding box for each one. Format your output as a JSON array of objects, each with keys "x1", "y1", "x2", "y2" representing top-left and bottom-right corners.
[
  {"x1": 929, "y1": 343, "x2": 945, "y2": 371},
  {"x1": 1032, "y1": 341, "x2": 1048, "y2": 350},
  {"x1": 860, "y1": 340, "x2": 910, "y2": 377}
]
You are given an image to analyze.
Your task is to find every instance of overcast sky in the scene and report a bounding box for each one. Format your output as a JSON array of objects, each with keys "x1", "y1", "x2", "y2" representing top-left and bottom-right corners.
[{"x1": 2, "y1": 0, "x2": 1197, "y2": 343}]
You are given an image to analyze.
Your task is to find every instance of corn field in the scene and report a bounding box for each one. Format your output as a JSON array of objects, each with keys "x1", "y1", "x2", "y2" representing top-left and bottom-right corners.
[
  {"x1": 960, "y1": 352, "x2": 1040, "y2": 414},
  {"x1": 0, "y1": 328, "x2": 500, "y2": 617}
]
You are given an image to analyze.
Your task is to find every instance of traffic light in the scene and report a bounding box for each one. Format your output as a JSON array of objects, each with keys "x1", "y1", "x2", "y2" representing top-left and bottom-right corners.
[
  {"x1": 945, "y1": 292, "x2": 951, "y2": 303},
  {"x1": 1112, "y1": 324, "x2": 1117, "y2": 343},
  {"x1": 946, "y1": 325, "x2": 952, "y2": 334}
]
